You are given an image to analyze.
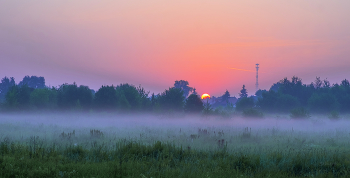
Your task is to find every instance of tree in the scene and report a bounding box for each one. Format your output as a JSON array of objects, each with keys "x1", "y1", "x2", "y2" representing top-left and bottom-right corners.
[
  {"x1": 274, "y1": 94, "x2": 300, "y2": 112},
  {"x1": 308, "y1": 93, "x2": 339, "y2": 113},
  {"x1": 137, "y1": 85, "x2": 151, "y2": 110},
  {"x1": 221, "y1": 90, "x2": 230, "y2": 102},
  {"x1": 116, "y1": 83, "x2": 141, "y2": 110},
  {"x1": 30, "y1": 88, "x2": 57, "y2": 109},
  {"x1": 18, "y1": 76, "x2": 45, "y2": 89},
  {"x1": 184, "y1": 94, "x2": 204, "y2": 113},
  {"x1": 57, "y1": 84, "x2": 78, "y2": 109},
  {"x1": 77, "y1": 85, "x2": 93, "y2": 109},
  {"x1": 239, "y1": 85, "x2": 248, "y2": 98},
  {"x1": 278, "y1": 76, "x2": 312, "y2": 106},
  {"x1": 17, "y1": 84, "x2": 34, "y2": 109},
  {"x1": 0, "y1": 76, "x2": 16, "y2": 102},
  {"x1": 94, "y1": 85, "x2": 119, "y2": 110},
  {"x1": 341, "y1": 79, "x2": 350, "y2": 88},
  {"x1": 5, "y1": 85, "x2": 19, "y2": 109},
  {"x1": 313, "y1": 76, "x2": 323, "y2": 89},
  {"x1": 57, "y1": 83, "x2": 92, "y2": 110},
  {"x1": 158, "y1": 87, "x2": 185, "y2": 111},
  {"x1": 257, "y1": 90, "x2": 278, "y2": 111},
  {"x1": 235, "y1": 97, "x2": 254, "y2": 111},
  {"x1": 269, "y1": 82, "x2": 280, "y2": 92},
  {"x1": 202, "y1": 101, "x2": 213, "y2": 115},
  {"x1": 150, "y1": 93, "x2": 161, "y2": 112},
  {"x1": 30, "y1": 89, "x2": 49, "y2": 109},
  {"x1": 174, "y1": 80, "x2": 193, "y2": 98},
  {"x1": 323, "y1": 78, "x2": 330, "y2": 88},
  {"x1": 192, "y1": 88, "x2": 198, "y2": 95},
  {"x1": 4, "y1": 84, "x2": 34, "y2": 110},
  {"x1": 331, "y1": 83, "x2": 350, "y2": 112},
  {"x1": 255, "y1": 89, "x2": 267, "y2": 98}
]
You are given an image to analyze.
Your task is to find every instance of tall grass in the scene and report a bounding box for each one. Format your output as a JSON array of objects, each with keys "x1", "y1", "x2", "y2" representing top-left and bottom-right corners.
[
  {"x1": 1, "y1": 113, "x2": 350, "y2": 177},
  {"x1": 1, "y1": 138, "x2": 350, "y2": 177}
]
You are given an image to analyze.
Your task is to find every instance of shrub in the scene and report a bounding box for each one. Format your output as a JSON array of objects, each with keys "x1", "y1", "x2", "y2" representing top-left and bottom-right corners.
[
  {"x1": 242, "y1": 108, "x2": 263, "y2": 118},
  {"x1": 290, "y1": 107, "x2": 310, "y2": 119},
  {"x1": 328, "y1": 110, "x2": 340, "y2": 120}
]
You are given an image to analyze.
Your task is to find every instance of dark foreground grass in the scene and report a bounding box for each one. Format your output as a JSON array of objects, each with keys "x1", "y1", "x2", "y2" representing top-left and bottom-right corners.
[{"x1": 1, "y1": 140, "x2": 350, "y2": 178}]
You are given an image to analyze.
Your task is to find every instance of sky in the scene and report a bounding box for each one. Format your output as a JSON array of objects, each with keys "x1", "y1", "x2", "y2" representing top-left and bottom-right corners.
[{"x1": 1, "y1": 1, "x2": 350, "y2": 97}]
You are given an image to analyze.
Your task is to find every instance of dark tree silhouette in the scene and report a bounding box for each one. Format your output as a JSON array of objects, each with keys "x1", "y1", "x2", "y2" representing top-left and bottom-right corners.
[
  {"x1": 116, "y1": 83, "x2": 141, "y2": 110},
  {"x1": 341, "y1": 79, "x2": 350, "y2": 88},
  {"x1": 5, "y1": 84, "x2": 34, "y2": 110},
  {"x1": 94, "y1": 85, "x2": 119, "y2": 109},
  {"x1": 235, "y1": 97, "x2": 254, "y2": 111},
  {"x1": 239, "y1": 85, "x2": 248, "y2": 98},
  {"x1": 17, "y1": 84, "x2": 34, "y2": 109},
  {"x1": 5, "y1": 85, "x2": 19, "y2": 109},
  {"x1": 137, "y1": 85, "x2": 151, "y2": 110},
  {"x1": 18, "y1": 76, "x2": 45, "y2": 89},
  {"x1": 184, "y1": 94, "x2": 204, "y2": 113},
  {"x1": 158, "y1": 87, "x2": 185, "y2": 111},
  {"x1": 269, "y1": 82, "x2": 280, "y2": 92},
  {"x1": 30, "y1": 88, "x2": 57, "y2": 109},
  {"x1": 57, "y1": 83, "x2": 92, "y2": 110},
  {"x1": 221, "y1": 90, "x2": 230, "y2": 102},
  {"x1": 0, "y1": 77, "x2": 16, "y2": 102},
  {"x1": 174, "y1": 80, "x2": 193, "y2": 98},
  {"x1": 255, "y1": 89, "x2": 267, "y2": 98},
  {"x1": 192, "y1": 88, "x2": 198, "y2": 95}
]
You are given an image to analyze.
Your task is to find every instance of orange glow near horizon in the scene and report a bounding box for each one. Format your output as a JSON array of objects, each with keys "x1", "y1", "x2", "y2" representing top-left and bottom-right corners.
[{"x1": 201, "y1": 93, "x2": 211, "y2": 99}]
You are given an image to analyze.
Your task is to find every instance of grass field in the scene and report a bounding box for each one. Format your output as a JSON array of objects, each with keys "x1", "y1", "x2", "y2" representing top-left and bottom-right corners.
[{"x1": 1, "y1": 112, "x2": 350, "y2": 177}]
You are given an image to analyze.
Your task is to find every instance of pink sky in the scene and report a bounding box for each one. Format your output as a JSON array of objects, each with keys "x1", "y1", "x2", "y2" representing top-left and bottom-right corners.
[{"x1": 1, "y1": 1, "x2": 350, "y2": 96}]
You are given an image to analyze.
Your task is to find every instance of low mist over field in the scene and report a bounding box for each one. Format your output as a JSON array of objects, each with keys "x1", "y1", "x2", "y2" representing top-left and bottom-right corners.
[{"x1": 2, "y1": 113, "x2": 350, "y2": 147}]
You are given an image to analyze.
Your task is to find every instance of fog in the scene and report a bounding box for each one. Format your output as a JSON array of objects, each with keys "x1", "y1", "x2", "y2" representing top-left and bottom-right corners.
[{"x1": 1, "y1": 113, "x2": 350, "y2": 151}]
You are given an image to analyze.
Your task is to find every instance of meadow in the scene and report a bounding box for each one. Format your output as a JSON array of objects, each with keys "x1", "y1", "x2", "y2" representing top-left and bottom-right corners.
[{"x1": 1, "y1": 112, "x2": 350, "y2": 177}]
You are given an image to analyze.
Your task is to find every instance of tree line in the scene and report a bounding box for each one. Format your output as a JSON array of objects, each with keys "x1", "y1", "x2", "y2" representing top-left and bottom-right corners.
[
  {"x1": 0, "y1": 76, "x2": 204, "y2": 113},
  {"x1": 235, "y1": 76, "x2": 350, "y2": 114},
  {"x1": 1, "y1": 75, "x2": 350, "y2": 114}
]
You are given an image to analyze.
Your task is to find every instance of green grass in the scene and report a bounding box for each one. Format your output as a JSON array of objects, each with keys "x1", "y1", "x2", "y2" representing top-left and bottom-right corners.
[
  {"x1": 1, "y1": 139, "x2": 350, "y2": 178},
  {"x1": 1, "y1": 113, "x2": 350, "y2": 177}
]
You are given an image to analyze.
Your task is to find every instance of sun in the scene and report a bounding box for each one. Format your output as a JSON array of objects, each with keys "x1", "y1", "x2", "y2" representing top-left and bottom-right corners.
[{"x1": 201, "y1": 93, "x2": 210, "y2": 99}]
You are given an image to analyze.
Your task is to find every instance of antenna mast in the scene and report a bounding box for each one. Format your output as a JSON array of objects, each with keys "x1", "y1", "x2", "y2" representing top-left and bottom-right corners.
[{"x1": 255, "y1": 64, "x2": 259, "y2": 92}]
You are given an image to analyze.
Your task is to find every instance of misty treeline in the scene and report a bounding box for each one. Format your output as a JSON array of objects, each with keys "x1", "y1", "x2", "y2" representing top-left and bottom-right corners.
[
  {"x1": 1, "y1": 75, "x2": 350, "y2": 114},
  {"x1": 251, "y1": 76, "x2": 350, "y2": 114},
  {"x1": 0, "y1": 76, "x2": 204, "y2": 112}
]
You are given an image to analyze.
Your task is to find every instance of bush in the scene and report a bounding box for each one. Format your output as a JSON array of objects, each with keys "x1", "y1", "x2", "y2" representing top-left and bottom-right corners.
[
  {"x1": 211, "y1": 105, "x2": 236, "y2": 119},
  {"x1": 328, "y1": 110, "x2": 340, "y2": 120},
  {"x1": 290, "y1": 107, "x2": 310, "y2": 119},
  {"x1": 242, "y1": 108, "x2": 263, "y2": 118}
]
